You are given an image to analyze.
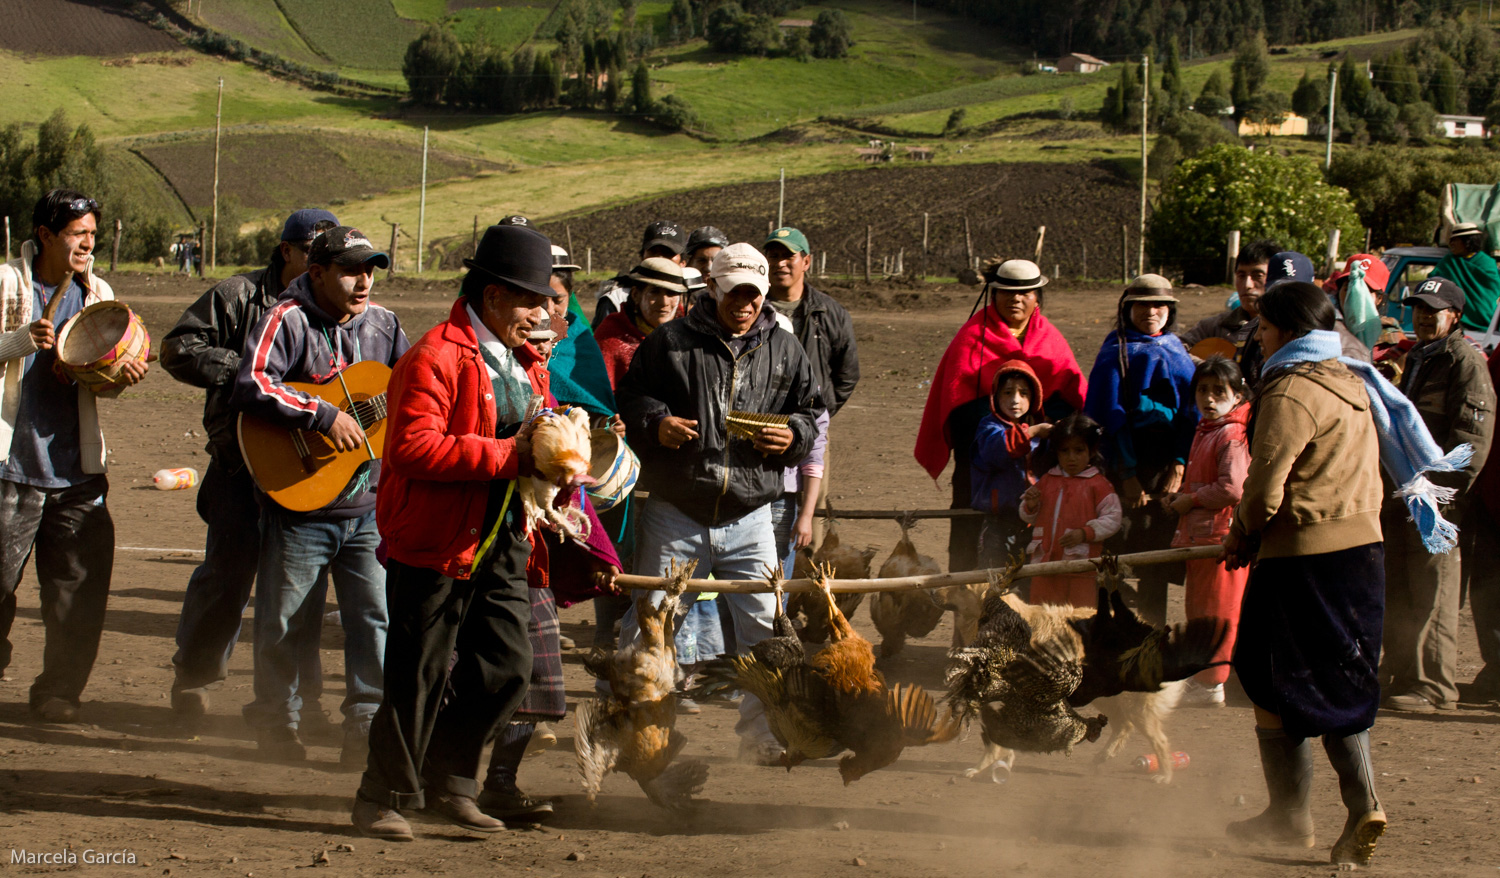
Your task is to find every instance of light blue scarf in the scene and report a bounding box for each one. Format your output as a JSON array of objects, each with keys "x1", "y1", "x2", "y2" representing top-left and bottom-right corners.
[{"x1": 1262, "y1": 329, "x2": 1472, "y2": 553}]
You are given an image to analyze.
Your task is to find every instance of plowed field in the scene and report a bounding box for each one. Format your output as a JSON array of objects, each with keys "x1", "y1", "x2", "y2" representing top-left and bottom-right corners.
[{"x1": 0, "y1": 0, "x2": 181, "y2": 56}]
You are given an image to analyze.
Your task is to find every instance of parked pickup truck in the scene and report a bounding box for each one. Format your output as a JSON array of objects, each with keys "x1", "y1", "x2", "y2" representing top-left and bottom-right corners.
[{"x1": 1379, "y1": 246, "x2": 1500, "y2": 353}]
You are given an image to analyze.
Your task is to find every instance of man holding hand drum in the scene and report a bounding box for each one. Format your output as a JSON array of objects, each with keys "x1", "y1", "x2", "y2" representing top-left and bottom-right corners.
[{"x1": 0, "y1": 189, "x2": 147, "y2": 723}]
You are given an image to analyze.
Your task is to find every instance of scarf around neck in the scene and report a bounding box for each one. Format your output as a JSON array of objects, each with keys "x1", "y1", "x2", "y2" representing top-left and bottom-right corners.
[{"x1": 1262, "y1": 329, "x2": 1473, "y2": 552}]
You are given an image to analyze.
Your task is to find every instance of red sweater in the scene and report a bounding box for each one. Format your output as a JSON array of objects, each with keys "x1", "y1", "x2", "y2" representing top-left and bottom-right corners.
[
  {"x1": 594, "y1": 310, "x2": 648, "y2": 389},
  {"x1": 377, "y1": 299, "x2": 551, "y2": 578}
]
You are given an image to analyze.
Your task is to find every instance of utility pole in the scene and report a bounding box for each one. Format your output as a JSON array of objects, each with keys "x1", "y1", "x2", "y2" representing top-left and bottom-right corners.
[
  {"x1": 417, "y1": 125, "x2": 428, "y2": 273},
  {"x1": 1138, "y1": 54, "x2": 1148, "y2": 277},
  {"x1": 777, "y1": 167, "x2": 785, "y2": 228},
  {"x1": 210, "y1": 76, "x2": 223, "y2": 272},
  {"x1": 1326, "y1": 66, "x2": 1338, "y2": 169}
]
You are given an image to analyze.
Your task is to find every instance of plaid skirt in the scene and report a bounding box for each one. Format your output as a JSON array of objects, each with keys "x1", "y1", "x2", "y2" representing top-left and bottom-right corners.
[{"x1": 512, "y1": 587, "x2": 567, "y2": 722}]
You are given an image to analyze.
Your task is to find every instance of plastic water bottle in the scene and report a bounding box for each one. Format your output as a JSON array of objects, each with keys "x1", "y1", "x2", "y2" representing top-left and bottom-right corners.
[
  {"x1": 152, "y1": 467, "x2": 199, "y2": 491},
  {"x1": 1134, "y1": 751, "x2": 1191, "y2": 773}
]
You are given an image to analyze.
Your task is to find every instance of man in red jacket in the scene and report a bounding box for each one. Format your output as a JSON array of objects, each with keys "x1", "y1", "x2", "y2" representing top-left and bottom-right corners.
[{"x1": 353, "y1": 223, "x2": 562, "y2": 840}]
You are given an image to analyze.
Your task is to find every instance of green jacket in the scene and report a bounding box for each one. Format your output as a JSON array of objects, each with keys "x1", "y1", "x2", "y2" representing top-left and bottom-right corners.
[{"x1": 1430, "y1": 250, "x2": 1500, "y2": 332}]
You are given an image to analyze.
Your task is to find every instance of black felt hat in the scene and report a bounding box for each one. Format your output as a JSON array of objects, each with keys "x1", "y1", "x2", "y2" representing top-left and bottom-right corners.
[{"x1": 463, "y1": 224, "x2": 559, "y2": 299}]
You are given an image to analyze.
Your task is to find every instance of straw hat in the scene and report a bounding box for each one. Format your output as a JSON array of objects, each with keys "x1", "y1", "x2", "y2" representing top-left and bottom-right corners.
[
  {"x1": 626, "y1": 257, "x2": 692, "y2": 294},
  {"x1": 985, "y1": 258, "x2": 1048, "y2": 292},
  {"x1": 550, "y1": 244, "x2": 582, "y2": 272},
  {"x1": 1120, "y1": 273, "x2": 1178, "y2": 304}
]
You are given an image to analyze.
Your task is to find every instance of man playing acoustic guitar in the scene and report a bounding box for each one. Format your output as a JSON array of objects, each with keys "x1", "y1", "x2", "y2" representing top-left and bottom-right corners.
[{"x1": 230, "y1": 227, "x2": 409, "y2": 765}]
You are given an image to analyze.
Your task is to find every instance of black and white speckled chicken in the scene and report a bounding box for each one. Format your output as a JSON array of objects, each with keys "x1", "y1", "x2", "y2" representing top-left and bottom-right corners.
[{"x1": 576, "y1": 560, "x2": 709, "y2": 810}]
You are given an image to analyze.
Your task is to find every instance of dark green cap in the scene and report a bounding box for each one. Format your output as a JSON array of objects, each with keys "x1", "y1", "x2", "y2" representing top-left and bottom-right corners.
[{"x1": 764, "y1": 227, "x2": 810, "y2": 255}]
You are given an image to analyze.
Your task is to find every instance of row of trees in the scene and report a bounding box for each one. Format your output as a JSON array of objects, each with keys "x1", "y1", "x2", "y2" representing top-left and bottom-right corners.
[
  {"x1": 704, "y1": 6, "x2": 852, "y2": 59},
  {"x1": 0, "y1": 111, "x2": 175, "y2": 264},
  {"x1": 912, "y1": 0, "x2": 1449, "y2": 61}
]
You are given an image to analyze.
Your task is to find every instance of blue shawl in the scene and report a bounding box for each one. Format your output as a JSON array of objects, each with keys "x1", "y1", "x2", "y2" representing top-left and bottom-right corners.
[
  {"x1": 1263, "y1": 329, "x2": 1472, "y2": 553},
  {"x1": 548, "y1": 301, "x2": 617, "y2": 417},
  {"x1": 1085, "y1": 328, "x2": 1198, "y2": 475}
]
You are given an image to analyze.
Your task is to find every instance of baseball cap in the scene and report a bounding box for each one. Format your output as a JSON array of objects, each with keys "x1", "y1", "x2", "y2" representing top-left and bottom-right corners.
[
  {"x1": 499, "y1": 214, "x2": 535, "y2": 228},
  {"x1": 709, "y1": 243, "x2": 770, "y2": 297},
  {"x1": 1407, "y1": 276, "x2": 1466, "y2": 315},
  {"x1": 281, "y1": 208, "x2": 339, "y2": 242},
  {"x1": 1266, "y1": 251, "x2": 1316, "y2": 290},
  {"x1": 687, "y1": 226, "x2": 730, "y2": 256},
  {"x1": 550, "y1": 244, "x2": 582, "y2": 272},
  {"x1": 1324, "y1": 253, "x2": 1390, "y2": 293},
  {"x1": 765, "y1": 227, "x2": 810, "y2": 255},
  {"x1": 308, "y1": 226, "x2": 390, "y2": 269},
  {"x1": 640, "y1": 220, "x2": 686, "y2": 256}
]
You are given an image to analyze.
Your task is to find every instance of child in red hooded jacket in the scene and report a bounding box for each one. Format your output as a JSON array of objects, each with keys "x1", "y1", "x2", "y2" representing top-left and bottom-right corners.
[
  {"x1": 1020, "y1": 413, "x2": 1121, "y2": 607},
  {"x1": 969, "y1": 359, "x2": 1051, "y2": 569},
  {"x1": 1165, "y1": 356, "x2": 1251, "y2": 707}
]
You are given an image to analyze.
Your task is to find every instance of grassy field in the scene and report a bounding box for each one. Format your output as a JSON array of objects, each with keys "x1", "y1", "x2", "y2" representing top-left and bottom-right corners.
[
  {"x1": 276, "y1": 0, "x2": 424, "y2": 69},
  {"x1": 195, "y1": 0, "x2": 327, "y2": 67},
  {"x1": 447, "y1": 5, "x2": 551, "y2": 49}
]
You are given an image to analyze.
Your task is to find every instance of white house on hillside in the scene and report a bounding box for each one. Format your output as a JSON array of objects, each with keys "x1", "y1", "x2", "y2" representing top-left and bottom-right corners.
[
  {"x1": 1057, "y1": 53, "x2": 1109, "y2": 73},
  {"x1": 1437, "y1": 114, "x2": 1487, "y2": 138}
]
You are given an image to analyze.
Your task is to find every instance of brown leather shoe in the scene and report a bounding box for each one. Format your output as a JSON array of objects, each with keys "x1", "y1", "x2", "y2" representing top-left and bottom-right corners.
[
  {"x1": 420, "y1": 792, "x2": 507, "y2": 833},
  {"x1": 352, "y1": 797, "x2": 414, "y2": 841}
]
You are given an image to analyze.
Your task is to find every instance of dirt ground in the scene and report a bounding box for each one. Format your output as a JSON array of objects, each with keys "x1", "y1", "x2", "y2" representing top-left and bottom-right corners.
[{"x1": 1, "y1": 272, "x2": 1496, "y2": 878}]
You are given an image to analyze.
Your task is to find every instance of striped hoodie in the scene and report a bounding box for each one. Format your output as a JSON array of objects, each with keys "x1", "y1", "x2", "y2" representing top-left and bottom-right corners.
[{"x1": 230, "y1": 271, "x2": 409, "y2": 518}]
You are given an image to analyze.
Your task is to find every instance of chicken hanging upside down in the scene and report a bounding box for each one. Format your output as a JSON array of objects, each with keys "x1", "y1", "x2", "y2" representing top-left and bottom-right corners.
[
  {"x1": 868, "y1": 517, "x2": 945, "y2": 658},
  {"x1": 947, "y1": 554, "x2": 1227, "y2": 783},
  {"x1": 788, "y1": 516, "x2": 876, "y2": 642},
  {"x1": 519, "y1": 405, "x2": 594, "y2": 542},
  {"x1": 576, "y1": 560, "x2": 709, "y2": 810},
  {"x1": 691, "y1": 563, "x2": 958, "y2": 784}
]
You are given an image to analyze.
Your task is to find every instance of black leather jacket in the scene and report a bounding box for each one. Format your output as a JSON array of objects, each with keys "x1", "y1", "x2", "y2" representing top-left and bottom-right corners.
[
  {"x1": 160, "y1": 258, "x2": 286, "y2": 468},
  {"x1": 787, "y1": 284, "x2": 860, "y2": 416},
  {"x1": 617, "y1": 297, "x2": 823, "y2": 526}
]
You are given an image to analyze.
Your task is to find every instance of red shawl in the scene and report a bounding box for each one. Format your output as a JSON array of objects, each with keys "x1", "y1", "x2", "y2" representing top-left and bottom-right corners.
[
  {"x1": 594, "y1": 310, "x2": 648, "y2": 390},
  {"x1": 914, "y1": 307, "x2": 1086, "y2": 479}
]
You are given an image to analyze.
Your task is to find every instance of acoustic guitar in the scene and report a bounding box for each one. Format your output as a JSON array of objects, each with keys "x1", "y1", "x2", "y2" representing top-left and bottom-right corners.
[{"x1": 237, "y1": 360, "x2": 391, "y2": 512}]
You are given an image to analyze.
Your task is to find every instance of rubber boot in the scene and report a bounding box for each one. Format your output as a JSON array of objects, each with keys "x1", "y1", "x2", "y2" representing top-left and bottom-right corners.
[
  {"x1": 1322, "y1": 731, "x2": 1387, "y2": 868},
  {"x1": 1227, "y1": 726, "x2": 1316, "y2": 848}
]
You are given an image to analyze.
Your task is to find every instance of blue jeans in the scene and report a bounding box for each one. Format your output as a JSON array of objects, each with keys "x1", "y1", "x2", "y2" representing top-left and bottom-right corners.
[
  {"x1": 244, "y1": 507, "x2": 387, "y2": 732},
  {"x1": 620, "y1": 496, "x2": 778, "y2": 744},
  {"x1": 676, "y1": 597, "x2": 725, "y2": 666},
  {"x1": 171, "y1": 461, "x2": 324, "y2": 700},
  {"x1": 769, "y1": 494, "x2": 799, "y2": 577}
]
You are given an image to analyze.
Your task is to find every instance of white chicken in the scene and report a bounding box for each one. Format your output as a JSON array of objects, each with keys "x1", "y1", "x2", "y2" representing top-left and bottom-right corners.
[{"x1": 520, "y1": 405, "x2": 594, "y2": 541}]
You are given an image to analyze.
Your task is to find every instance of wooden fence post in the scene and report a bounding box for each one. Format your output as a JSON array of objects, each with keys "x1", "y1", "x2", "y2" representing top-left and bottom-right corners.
[
  {"x1": 1224, "y1": 230, "x2": 1241, "y2": 285},
  {"x1": 110, "y1": 218, "x2": 121, "y2": 272},
  {"x1": 865, "y1": 226, "x2": 872, "y2": 282},
  {"x1": 1033, "y1": 225, "x2": 1046, "y2": 263},
  {"x1": 387, "y1": 222, "x2": 399, "y2": 278}
]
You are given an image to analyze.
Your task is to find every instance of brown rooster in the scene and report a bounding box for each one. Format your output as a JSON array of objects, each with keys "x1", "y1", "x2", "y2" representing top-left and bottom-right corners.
[
  {"x1": 868, "y1": 518, "x2": 945, "y2": 658},
  {"x1": 789, "y1": 517, "x2": 877, "y2": 642},
  {"x1": 692, "y1": 564, "x2": 957, "y2": 784},
  {"x1": 576, "y1": 560, "x2": 709, "y2": 810}
]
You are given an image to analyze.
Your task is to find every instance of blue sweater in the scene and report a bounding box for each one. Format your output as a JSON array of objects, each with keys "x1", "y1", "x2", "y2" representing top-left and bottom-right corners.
[
  {"x1": 1085, "y1": 328, "x2": 1197, "y2": 478},
  {"x1": 969, "y1": 414, "x2": 1034, "y2": 514}
]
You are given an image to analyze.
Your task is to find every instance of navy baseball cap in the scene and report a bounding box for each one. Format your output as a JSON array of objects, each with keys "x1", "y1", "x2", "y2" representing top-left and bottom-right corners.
[
  {"x1": 1408, "y1": 276, "x2": 1466, "y2": 315},
  {"x1": 281, "y1": 208, "x2": 339, "y2": 242},
  {"x1": 1266, "y1": 251, "x2": 1316, "y2": 290}
]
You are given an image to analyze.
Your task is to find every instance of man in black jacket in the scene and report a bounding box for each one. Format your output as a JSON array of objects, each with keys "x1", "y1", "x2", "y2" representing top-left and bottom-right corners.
[
  {"x1": 615, "y1": 241, "x2": 822, "y2": 764},
  {"x1": 160, "y1": 208, "x2": 337, "y2": 717}
]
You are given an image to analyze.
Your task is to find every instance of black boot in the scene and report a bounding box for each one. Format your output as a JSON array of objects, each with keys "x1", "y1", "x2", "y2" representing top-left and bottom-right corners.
[
  {"x1": 1322, "y1": 731, "x2": 1387, "y2": 868},
  {"x1": 1227, "y1": 726, "x2": 1316, "y2": 848}
]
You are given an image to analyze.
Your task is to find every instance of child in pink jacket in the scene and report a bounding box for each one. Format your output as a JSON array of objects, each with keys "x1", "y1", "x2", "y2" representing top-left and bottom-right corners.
[
  {"x1": 1166, "y1": 356, "x2": 1251, "y2": 706},
  {"x1": 1020, "y1": 413, "x2": 1122, "y2": 607}
]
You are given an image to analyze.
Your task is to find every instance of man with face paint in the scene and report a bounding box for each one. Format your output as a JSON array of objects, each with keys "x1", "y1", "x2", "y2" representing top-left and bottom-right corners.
[
  {"x1": 231, "y1": 227, "x2": 409, "y2": 765},
  {"x1": 162, "y1": 208, "x2": 340, "y2": 719},
  {"x1": 614, "y1": 242, "x2": 823, "y2": 766}
]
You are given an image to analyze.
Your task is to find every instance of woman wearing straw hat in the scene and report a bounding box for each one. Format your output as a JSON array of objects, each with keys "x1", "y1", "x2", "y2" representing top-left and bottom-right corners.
[
  {"x1": 1084, "y1": 274, "x2": 1197, "y2": 624},
  {"x1": 915, "y1": 258, "x2": 1087, "y2": 574}
]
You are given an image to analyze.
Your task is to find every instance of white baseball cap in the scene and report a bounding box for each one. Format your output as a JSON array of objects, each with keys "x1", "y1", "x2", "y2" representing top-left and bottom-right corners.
[{"x1": 709, "y1": 242, "x2": 770, "y2": 297}]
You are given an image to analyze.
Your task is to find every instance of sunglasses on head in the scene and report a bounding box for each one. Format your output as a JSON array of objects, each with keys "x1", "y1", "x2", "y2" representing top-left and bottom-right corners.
[{"x1": 65, "y1": 198, "x2": 100, "y2": 213}]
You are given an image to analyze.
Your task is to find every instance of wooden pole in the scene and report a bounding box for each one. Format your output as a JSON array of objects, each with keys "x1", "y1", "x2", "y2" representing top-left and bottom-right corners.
[
  {"x1": 963, "y1": 215, "x2": 974, "y2": 266},
  {"x1": 472, "y1": 214, "x2": 479, "y2": 258},
  {"x1": 921, "y1": 211, "x2": 929, "y2": 280},
  {"x1": 387, "y1": 221, "x2": 399, "y2": 278},
  {"x1": 1033, "y1": 225, "x2": 1046, "y2": 262},
  {"x1": 1225, "y1": 230, "x2": 1241, "y2": 285},
  {"x1": 586, "y1": 247, "x2": 592, "y2": 274},
  {"x1": 777, "y1": 166, "x2": 786, "y2": 228},
  {"x1": 566, "y1": 224, "x2": 574, "y2": 258},
  {"x1": 3, "y1": 216, "x2": 9, "y2": 262},
  {"x1": 864, "y1": 225, "x2": 872, "y2": 282},
  {"x1": 1325, "y1": 227, "x2": 1342, "y2": 277},
  {"x1": 1121, "y1": 224, "x2": 1129, "y2": 283},
  {"x1": 615, "y1": 545, "x2": 1224, "y2": 594},
  {"x1": 1326, "y1": 66, "x2": 1338, "y2": 170},
  {"x1": 417, "y1": 125, "x2": 428, "y2": 273},
  {"x1": 110, "y1": 218, "x2": 121, "y2": 272},
  {"x1": 197, "y1": 222, "x2": 206, "y2": 278},
  {"x1": 1082, "y1": 242, "x2": 1088, "y2": 279},
  {"x1": 210, "y1": 76, "x2": 223, "y2": 272},
  {"x1": 1138, "y1": 54, "x2": 1149, "y2": 277}
]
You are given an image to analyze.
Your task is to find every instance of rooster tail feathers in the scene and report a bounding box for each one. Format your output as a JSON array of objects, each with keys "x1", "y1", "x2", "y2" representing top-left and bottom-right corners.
[{"x1": 888, "y1": 683, "x2": 949, "y2": 746}]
